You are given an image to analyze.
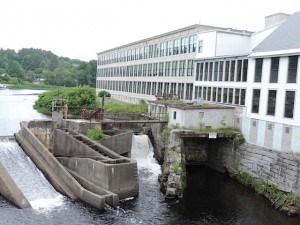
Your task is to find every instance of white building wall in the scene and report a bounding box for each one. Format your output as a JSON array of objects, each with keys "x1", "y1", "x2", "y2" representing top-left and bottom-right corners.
[
  {"x1": 215, "y1": 32, "x2": 250, "y2": 56},
  {"x1": 257, "y1": 120, "x2": 266, "y2": 146},
  {"x1": 196, "y1": 32, "x2": 217, "y2": 58},
  {"x1": 169, "y1": 108, "x2": 234, "y2": 129}
]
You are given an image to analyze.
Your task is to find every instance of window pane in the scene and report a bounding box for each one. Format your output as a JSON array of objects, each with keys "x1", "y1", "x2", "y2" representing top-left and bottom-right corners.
[
  {"x1": 254, "y1": 58, "x2": 263, "y2": 82},
  {"x1": 252, "y1": 89, "x2": 260, "y2": 113},
  {"x1": 270, "y1": 57, "x2": 279, "y2": 83},
  {"x1": 284, "y1": 91, "x2": 295, "y2": 118},
  {"x1": 267, "y1": 90, "x2": 277, "y2": 116},
  {"x1": 287, "y1": 56, "x2": 298, "y2": 83}
]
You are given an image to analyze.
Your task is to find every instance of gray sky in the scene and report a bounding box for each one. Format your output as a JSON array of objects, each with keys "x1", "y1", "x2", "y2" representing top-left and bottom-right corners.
[{"x1": 0, "y1": 0, "x2": 299, "y2": 61}]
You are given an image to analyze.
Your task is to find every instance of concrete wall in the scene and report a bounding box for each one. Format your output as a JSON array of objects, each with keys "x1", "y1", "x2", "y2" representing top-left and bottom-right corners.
[
  {"x1": 54, "y1": 129, "x2": 129, "y2": 160},
  {"x1": 101, "y1": 132, "x2": 133, "y2": 157},
  {"x1": 0, "y1": 162, "x2": 30, "y2": 208},
  {"x1": 27, "y1": 120, "x2": 55, "y2": 150},
  {"x1": 61, "y1": 119, "x2": 101, "y2": 135},
  {"x1": 58, "y1": 157, "x2": 139, "y2": 199},
  {"x1": 54, "y1": 129, "x2": 103, "y2": 157}
]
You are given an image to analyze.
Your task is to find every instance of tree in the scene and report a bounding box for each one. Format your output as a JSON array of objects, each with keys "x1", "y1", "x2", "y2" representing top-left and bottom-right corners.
[{"x1": 6, "y1": 60, "x2": 25, "y2": 79}]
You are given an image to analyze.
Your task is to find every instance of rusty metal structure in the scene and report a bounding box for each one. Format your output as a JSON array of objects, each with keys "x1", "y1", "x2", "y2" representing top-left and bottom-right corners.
[{"x1": 80, "y1": 107, "x2": 104, "y2": 122}]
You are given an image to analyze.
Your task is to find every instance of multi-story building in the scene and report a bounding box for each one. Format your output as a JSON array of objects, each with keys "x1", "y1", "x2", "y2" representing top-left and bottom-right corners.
[{"x1": 96, "y1": 12, "x2": 300, "y2": 153}]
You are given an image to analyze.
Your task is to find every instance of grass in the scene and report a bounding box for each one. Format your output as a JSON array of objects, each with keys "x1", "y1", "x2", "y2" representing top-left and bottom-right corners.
[
  {"x1": 101, "y1": 99, "x2": 148, "y2": 113},
  {"x1": 235, "y1": 170, "x2": 300, "y2": 214}
]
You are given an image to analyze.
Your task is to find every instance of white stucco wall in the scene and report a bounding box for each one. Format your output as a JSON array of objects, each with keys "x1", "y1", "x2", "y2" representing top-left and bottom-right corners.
[
  {"x1": 215, "y1": 32, "x2": 250, "y2": 56},
  {"x1": 196, "y1": 31, "x2": 217, "y2": 58},
  {"x1": 168, "y1": 107, "x2": 234, "y2": 129}
]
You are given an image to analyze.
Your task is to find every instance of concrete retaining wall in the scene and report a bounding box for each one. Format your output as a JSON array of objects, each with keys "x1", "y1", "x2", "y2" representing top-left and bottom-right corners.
[
  {"x1": 61, "y1": 119, "x2": 101, "y2": 135},
  {"x1": 27, "y1": 120, "x2": 55, "y2": 150},
  {"x1": 16, "y1": 122, "x2": 106, "y2": 210},
  {"x1": 58, "y1": 157, "x2": 139, "y2": 199},
  {"x1": 101, "y1": 132, "x2": 133, "y2": 157},
  {"x1": 0, "y1": 162, "x2": 30, "y2": 208},
  {"x1": 204, "y1": 138, "x2": 300, "y2": 195}
]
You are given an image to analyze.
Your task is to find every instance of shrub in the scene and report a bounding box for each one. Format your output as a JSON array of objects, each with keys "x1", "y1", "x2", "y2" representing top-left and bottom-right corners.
[
  {"x1": 34, "y1": 85, "x2": 97, "y2": 116},
  {"x1": 98, "y1": 90, "x2": 111, "y2": 97},
  {"x1": 86, "y1": 126, "x2": 104, "y2": 142}
]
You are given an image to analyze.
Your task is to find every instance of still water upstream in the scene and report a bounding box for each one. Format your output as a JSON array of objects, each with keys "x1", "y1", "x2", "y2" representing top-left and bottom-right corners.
[{"x1": 0, "y1": 89, "x2": 300, "y2": 225}]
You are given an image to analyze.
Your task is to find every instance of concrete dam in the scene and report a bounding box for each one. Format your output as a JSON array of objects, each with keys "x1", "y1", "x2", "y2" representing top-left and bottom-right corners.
[{"x1": 0, "y1": 120, "x2": 139, "y2": 210}]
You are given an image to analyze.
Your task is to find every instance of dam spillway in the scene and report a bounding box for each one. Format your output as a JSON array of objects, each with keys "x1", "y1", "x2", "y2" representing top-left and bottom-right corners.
[
  {"x1": 13, "y1": 119, "x2": 139, "y2": 210},
  {"x1": 0, "y1": 139, "x2": 64, "y2": 210}
]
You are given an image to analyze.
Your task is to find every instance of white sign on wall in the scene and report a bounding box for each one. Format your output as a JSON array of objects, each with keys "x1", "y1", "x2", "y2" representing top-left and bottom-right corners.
[{"x1": 209, "y1": 133, "x2": 217, "y2": 139}]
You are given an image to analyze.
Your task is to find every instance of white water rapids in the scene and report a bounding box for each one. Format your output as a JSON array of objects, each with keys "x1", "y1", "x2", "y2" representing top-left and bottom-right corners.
[{"x1": 0, "y1": 140, "x2": 64, "y2": 212}]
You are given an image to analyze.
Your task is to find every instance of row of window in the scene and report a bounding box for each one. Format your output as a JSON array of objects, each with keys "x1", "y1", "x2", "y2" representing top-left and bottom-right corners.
[
  {"x1": 252, "y1": 89, "x2": 295, "y2": 119},
  {"x1": 196, "y1": 59, "x2": 248, "y2": 82},
  {"x1": 96, "y1": 80, "x2": 194, "y2": 100},
  {"x1": 97, "y1": 60, "x2": 195, "y2": 77},
  {"x1": 195, "y1": 86, "x2": 246, "y2": 106},
  {"x1": 254, "y1": 56, "x2": 299, "y2": 83},
  {"x1": 97, "y1": 35, "x2": 200, "y2": 66}
]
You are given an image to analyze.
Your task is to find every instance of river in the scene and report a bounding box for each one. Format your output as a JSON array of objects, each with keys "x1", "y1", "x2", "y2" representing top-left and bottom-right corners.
[{"x1": 0, "y1": 89, "x2": 299, "y2": 225}]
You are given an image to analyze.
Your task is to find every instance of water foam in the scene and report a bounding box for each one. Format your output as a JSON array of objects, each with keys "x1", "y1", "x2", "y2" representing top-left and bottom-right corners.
[
  {"x1": 0, "y1": 142, "x2": 64, "y2": 211},
  {"x1": 131, "y1": 135, "x2": 161, "y2": 180}
]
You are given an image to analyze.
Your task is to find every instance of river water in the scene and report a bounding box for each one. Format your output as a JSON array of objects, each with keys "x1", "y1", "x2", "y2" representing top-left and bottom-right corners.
[{"x1": 0, "y1": 89, "x2": 300, "y2": 225}]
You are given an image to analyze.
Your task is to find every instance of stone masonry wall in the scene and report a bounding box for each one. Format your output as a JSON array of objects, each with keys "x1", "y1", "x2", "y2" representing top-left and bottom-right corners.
[
  {"x1": 232, "y1": 144, "x2": 300, "y2": 194},
  {"x1": 208, "y1": 140, "x2": 300, "y2": 195}
]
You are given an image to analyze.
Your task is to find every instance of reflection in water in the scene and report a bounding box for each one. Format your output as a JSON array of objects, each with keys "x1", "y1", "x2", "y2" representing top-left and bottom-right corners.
[
  {"x1": 0, "y1": 89, "x2": 49, "y2": 135},
  {"x1": 0, "y1": 89, "x2": 299, "y2": 224}
]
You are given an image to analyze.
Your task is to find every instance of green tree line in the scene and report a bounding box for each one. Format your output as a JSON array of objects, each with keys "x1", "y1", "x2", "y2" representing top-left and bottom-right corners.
[{"x1": 0, "y1": 48, "x2": 96, "y2": 87}]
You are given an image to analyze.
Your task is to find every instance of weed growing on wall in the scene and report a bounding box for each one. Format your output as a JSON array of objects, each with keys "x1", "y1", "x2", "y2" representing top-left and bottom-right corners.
[
  {"x1": 87, "y1": 126, "x2": 104, "y2": 142},
  {"x1": 235, "y1": 170, "x2": 300, "y2": 215},
  {"x1": 172, "y1": 162, "x2": 180, "y2": 173}
]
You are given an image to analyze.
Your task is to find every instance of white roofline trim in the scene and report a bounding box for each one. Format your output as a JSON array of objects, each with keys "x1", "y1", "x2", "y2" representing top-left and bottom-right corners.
[{"x1": 249, "y1": 48, "x2": 300, "y2": 58}]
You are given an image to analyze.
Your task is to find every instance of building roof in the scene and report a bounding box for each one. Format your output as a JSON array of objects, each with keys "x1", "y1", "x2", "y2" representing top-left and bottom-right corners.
[
  {"x1": 252, "y1": 11, "x2": 300, "y2": 53},
  {"x1": 97, "y1": 24, "x2": 252, "y2": 55}
]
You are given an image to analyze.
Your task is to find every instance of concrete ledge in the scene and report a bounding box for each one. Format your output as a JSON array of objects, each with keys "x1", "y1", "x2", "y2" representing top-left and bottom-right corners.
[
  {"x1": 67, "y1": 169, "x2": 119, "y2": 207},
  {"x1": 0, "y1": 162, "x2": 30, "y2": 208}
]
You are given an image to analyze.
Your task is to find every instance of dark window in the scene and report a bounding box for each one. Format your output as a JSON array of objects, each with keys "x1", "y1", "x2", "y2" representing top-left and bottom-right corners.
[
  {"x1": 230, "y1": 60, "x2": 235, "y2": 81},
  {"x1": 223, "y1": 88, "x2": 228, "y2": 103},
  {"x1": 224, "y1": 61, "x2": 230, "y2": 81},
  {"x1": 241, "y1": 89, "x2": 246, "y2": 105},
  {"x1": 209, "y1": 62, "x2": 213, "y2": 81},
  {"x1": 213, "y1": 62, "x2": 218, "y2": 81},
  {"x1": 287, "y1": 56, "x2": 298, "y2": 83},
  {"x1": 254, "y1": 58, "x2": 263, "y2": 82},
  {"x1": 196, "y1": 63, "x2": 200, "y2": 81},
  {"x1": 173, "y1": 111, "x2": 177, "y2": 120},
  {"x1": 242, "y1": 59, "x2": 248, "y2": 81},
  {"x1": 284, "y1": 91, "x2": 295, "y2": 118},
  {"x1": 252, "y1": 89, "x2": 260, "y2": 113},
  {"x1": 270, "y1": 57, "x2": 279, "y2": 83},
  {"x1": 217, "y1": 88, "x2": 222, "y2": 102},
  {"x1": 219, "y1": 61, "x2": 224, "y2": 81},
  {"x1": 236, "y1": 60, "x2": 242, "y2": 81},
  {"x1": 267, "y1": 90, "x2": 277, "y2": 116}
]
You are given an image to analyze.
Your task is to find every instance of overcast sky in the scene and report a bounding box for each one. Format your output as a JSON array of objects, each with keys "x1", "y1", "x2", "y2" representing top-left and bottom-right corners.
[{"x1": 0, "y1": 0, "x2": 299, "y2": 61}]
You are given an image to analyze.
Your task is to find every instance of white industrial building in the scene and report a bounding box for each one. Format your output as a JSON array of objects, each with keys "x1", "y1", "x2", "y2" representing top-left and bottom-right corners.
[{"x1": 96, "y1": 12, "x2": 300, "y2": 153}]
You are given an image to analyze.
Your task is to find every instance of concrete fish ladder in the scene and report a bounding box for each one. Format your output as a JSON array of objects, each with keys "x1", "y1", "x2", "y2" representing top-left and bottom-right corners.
[{"x1": 0, "y1": 162, "x2": 30, "y2": 208}]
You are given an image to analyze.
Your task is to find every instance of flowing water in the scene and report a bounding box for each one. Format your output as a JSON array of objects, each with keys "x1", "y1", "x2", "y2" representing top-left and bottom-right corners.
[{"x1": 0, "y1": 89, "x2": 300, "y2": 224}]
